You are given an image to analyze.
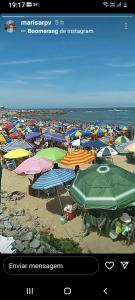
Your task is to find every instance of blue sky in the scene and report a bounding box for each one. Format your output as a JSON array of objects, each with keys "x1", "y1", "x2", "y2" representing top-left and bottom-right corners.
[{"x1": 0, "y1": 14, "x2": 135, "y2": 108}]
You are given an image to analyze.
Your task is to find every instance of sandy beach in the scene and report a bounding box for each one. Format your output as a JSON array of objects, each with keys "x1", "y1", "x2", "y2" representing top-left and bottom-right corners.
[{"x1": 2, "y1": 154, "x2": 135, "y2": 253}]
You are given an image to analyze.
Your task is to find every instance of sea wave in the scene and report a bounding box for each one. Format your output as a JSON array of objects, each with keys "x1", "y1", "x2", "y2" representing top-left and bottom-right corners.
[{"x1": 108, "y1": 109, "x2": 128, "y2": 112}]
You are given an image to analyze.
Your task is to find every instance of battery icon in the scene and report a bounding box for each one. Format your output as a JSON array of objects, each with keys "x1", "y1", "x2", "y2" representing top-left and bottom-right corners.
[
  {"x1": 26, "y1": 2, "x2": 32, "y2": 7},
  {"x1": 123, "y1": 2, "x2": 127, "y2": 7}
]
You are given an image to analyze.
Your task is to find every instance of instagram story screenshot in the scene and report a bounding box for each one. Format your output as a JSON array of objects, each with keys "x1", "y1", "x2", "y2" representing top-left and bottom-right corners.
[{"x1": 0, "y1": 0, "x2": 135, "y2": 298}]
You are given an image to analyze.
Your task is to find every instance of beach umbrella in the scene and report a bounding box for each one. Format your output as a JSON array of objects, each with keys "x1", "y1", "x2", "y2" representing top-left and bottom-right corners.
[
  {"x1": 41, "y1": 132, "x2": 53, "y2": 140},
  {"x1": 32, "y1": 168, "x2": 75, "y2": 190},
  {"x1": 50, "y1": 133, "x2": 66, "y2": 142},
  {"x1": 71, "y1": 139, "x2": 81, "y2": 147},
  {"x1": 75, "y1": 131, "x2": 82, "y2": 138},
  {"x1": 25, "y1": 119, "x2": 37, "y2": 126},
  {"x1": 9, "y1": 127, "x2": 18, "y2": 133},
  {"x1": 9, "y1": 132, "x2": 24, "y2": 139},
  {"x1": 32, "y1": 168, "x2": 75, "y2": 213},
  {"x1": 0, "y1": 134, "x2": 11, "y2": 144},
  {"x1": 69, "y1": 164, "x2": 135, "y2": 209},
  {"x1": 36, "y1": 147, "x2": 67, "y2": 162},
  {"x1": 25, "y1": 132, "x2": 41, "y2": 140},
  {"x1": 14, "y1": 157, "x2": 53, "y2": 175},
  {"x1": 1, "y1": 140, "x2": 34, "y2": 152},
  {"x1": 125, "y1": 144, "x2": 135, "y2": 153},
  {"x1": 61, "y1": 149, "x2": 95, "y2": 166},
  {"x1": 94, "y1": 128, "x2": 104, "y2": 136},
  {"x1": 22, "y1": 127, "x2": 32, "y2": 134},
  {"x1": 83, "y1": 139, "x2": 107, "y2": 149},
  {"x1": 4, "y1": 148, "x2": 32, "y2": 159},
  {"x1": 115, "y1": 136, "x2": 130, "y2": 145},
  {"x1": 97, "y1": 147, "x2": 118, "y2": 157},
  {"x1": 115, "y1": 145, "x2": 129, "y2": 155},
  {"x1": 65, "y1": 128, "x2": 78, "y2": 137},
  {"x1": 85, "y1": 129, "x2": 92, "y2": 136}
]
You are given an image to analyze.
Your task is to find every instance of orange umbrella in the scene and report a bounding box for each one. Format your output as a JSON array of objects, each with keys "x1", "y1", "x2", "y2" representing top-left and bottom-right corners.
[{"x1": 61, "y1": 149, "x2": 95, "y2": 166}]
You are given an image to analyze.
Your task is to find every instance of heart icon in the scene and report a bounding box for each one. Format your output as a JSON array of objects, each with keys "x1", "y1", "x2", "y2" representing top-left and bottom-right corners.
[{"x1": 105, "y1": 261, "x2": 114, "y2": 270}]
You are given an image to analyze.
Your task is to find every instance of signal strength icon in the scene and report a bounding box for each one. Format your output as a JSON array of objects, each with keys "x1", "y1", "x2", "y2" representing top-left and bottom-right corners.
[{"x1": 120, "y1": 261, "x2": 129, "y2": 269}]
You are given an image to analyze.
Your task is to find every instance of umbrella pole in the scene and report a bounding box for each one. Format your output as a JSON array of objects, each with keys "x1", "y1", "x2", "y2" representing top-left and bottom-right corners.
[{"x1": 55, "y1": 187, "x2": 63, "y2": 215}]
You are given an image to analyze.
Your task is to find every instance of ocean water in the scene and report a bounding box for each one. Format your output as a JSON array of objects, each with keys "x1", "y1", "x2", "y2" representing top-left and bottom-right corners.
[{"x1": 53, "y1": 108, "x2": 135, "y2": 125}]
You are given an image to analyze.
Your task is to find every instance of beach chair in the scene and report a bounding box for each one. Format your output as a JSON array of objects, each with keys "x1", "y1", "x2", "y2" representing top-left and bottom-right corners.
[{"x1": 6, "y1": 160, "x2": 16, "y2": 170}]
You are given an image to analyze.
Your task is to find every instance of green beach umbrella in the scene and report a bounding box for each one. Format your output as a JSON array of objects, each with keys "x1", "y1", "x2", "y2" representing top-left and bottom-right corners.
[
  {"x1": 69, "y1": 164, "x2": 135, "y2": 210},
  {"x1": 35, "y1": 147, "x2": 67, "y2": 162}
]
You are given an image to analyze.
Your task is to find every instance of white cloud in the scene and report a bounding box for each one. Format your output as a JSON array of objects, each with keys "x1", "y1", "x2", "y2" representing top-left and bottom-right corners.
[
  {"x1": 107, "y1": 62, "x2": 135, "y2": 68},
  {"x1": 0, "y1": 59, "x2": 45, "y2": 65},
  {"x1": 15, "y1": 80, "x2": 28, "y2": 85},
  {"x1": 38, "y1": 69, "x2": 74, "y2": 75}
]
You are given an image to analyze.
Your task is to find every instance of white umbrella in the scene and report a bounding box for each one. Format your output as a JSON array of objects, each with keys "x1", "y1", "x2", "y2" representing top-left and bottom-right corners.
[
  {"x1": 71, "y1": 139, "x2": 80, "y2": 147},
  {"x1": 97, "y1": 146, "x2": 118, "y2": 157}
]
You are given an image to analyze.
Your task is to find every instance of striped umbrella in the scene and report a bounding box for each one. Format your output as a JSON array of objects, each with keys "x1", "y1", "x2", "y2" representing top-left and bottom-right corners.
[
  {"x1": 61, "y1": 149, "x2": 95, "y2": 166},
  {"x1": 32, "y1": 168, "x2": 75, "y2": 190},
  {"x1": 97, "y1": 147, "x2": 118, "y2": 157},
  {"x1": 1, "y1": 140, "x2": 34, "y2": 152},
  {"x1": 32, "y1": 168, "x2": 75, "y2": 214}
]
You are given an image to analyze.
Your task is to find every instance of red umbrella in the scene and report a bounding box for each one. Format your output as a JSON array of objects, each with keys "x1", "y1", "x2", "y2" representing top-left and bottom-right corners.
[
  {"x1": 25, "y1": 119, "x2": 37, "y2": 126},
  {"x1": 2, "y1": 124, "x2": 13, "y2": 130},
  {"x1": 9, "y1": 132, "x2": 24, "y2": 139},
  {"x1": 2, "y1": 121, "x2": 13, "y2": 130}
]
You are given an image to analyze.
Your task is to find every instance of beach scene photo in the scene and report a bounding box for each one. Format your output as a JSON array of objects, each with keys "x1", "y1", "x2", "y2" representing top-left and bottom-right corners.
[{"x1": 0, "y1": 14, "x2": 135, "y2": 254}]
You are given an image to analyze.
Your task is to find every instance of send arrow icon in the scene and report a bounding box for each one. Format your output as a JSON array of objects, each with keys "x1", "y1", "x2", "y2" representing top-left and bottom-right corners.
[{"x1": 120, "y1": 261, "x2": 129, "y2": 269}]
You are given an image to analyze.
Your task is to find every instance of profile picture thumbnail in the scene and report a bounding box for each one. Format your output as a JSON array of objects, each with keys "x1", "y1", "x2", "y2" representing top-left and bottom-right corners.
[{"x1": 4, "y1": 20, "x2": 16, "y2": 32}]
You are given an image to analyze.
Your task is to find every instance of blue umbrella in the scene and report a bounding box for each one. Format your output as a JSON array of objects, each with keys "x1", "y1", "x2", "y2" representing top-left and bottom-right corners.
[
  {"x1": 32, "y1": 168, "x2": 76, "y2": 214},
  {"x1": 32, "y1": 168, "x2": 75, "y2": 190},
  {"x1": 51, "y1": 133, "x2": 66, "y2": 142},
  {"x1": 25, "y1": 132, "x2": 41, "y2": 140},
  {"x1": 41, "y1": 132, "x2": 53, "y2": 140},
  {"x1": 83, "y1": 139, "x2": 107, "y2": 149},
  {"x1": 65, "y1": 128, "x2": 78, "y2": 137}
]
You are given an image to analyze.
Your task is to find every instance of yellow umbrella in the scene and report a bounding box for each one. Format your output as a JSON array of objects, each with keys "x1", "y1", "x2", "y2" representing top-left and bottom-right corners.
[
  {"x1": 0, "y1": 135, "x2": 6, "y2": 144},
  {"x1": 75, "y1": 130, "x2": 82, "y2": 138},
  {"x1": 101, "y1": 128, "x2": 107, "y2": 133},
  {"x1": 4, "y1": 148, "x2": 32, "y2": 159},
  {"x1": 16, "y1": 126, "x2": 22, "y2": 132}
]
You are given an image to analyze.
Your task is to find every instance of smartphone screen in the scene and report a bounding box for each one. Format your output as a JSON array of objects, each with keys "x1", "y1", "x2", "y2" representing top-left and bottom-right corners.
[{"x1": 0, "y1": 1, "x2": 135, "y2": 298}]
